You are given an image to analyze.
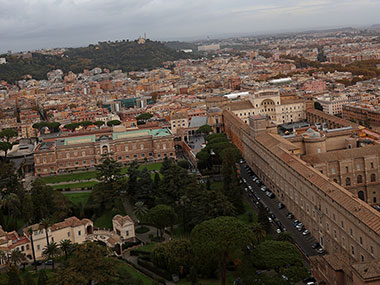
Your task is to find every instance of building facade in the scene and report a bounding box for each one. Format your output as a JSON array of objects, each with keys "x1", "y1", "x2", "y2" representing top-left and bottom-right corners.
[
  {"x1": 223, "y1": 109, "x2": 380, "y2": 284},
  {"x1": 34, "y1": 128, "x2": 176, "y2": 176}
]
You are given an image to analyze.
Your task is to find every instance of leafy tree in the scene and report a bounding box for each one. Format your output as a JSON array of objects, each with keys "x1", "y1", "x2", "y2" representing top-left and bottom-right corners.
[
  {"x1": 30, "y1": 179, "x2": 71, "y2": 223},
  {"x1": 61, "y1": 242, "x2": 116, "y2": 284},
  {"x1": 221, "y1": 149, "x2": 244, "y2": 213},
  {"x1": 257, "y1": 203, "x2": 270, "y2": 233},
  {"x1": 127, "y1": 161, "x2": 140, "y2": 197},
  {"x1": 46, "y1": 122, "x2": 61, "y2": 133},
  {"x1": 152, "y1": 239, "x2": 193, "y2": 275},
  {"x1": 42, "y1": 242, "x2": 60, "y2": 270},
  {"x1": 196, "y1": 124, "x2": 212, "y2": 135},
  {"x1": 135, "y1": 168, "x2": 154, "y2": 206},
  {"x1": 0, "y1": 141, "x2": 13, "y2": 159},
  {"x1": 107, "y1": 120, "x2": 121, "y2": 127},
  {"x1": 63, "y1": 123, "x2": 79, "y2": 132},
  {"x1": 136, "y1": 113, "x2": 153, "y2": 120},
  {"x1": 190, "y1": 216, "x2": 255, "y2": 284},
  {"x1": 79, "y1": 121, "x2": 93, "y2": 129},
  {"x1": 252, "y1": 240, "x2": 304, "y2": 271},
  {"x1": 94, "y1": 121, "x2": 105, "y2": 128},
  {"x1": 0, "y1": 128, "x2": 18, "y2": 142},
  {"x1": 177, "y1": 159, "x2": 191, "y2": 169},
  {"x1": 314, "y1": 101, "x2": 323, "y2": 111},
  {"x1": 91, "y1": 157, "x2": 124, "y2": 211},
  {"x1": 148, "y1": 204, "x2": 177, "y2": 239}
]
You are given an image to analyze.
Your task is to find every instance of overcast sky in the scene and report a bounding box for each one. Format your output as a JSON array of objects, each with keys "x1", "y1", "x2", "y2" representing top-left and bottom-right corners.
[{"x1": 1, "y1": 0, "x2": 380, "y2": 53}]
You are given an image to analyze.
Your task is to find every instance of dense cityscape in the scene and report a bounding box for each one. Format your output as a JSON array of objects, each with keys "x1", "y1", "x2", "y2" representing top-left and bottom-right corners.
[{"x1": 1, "y1": 6, "x2": 380, "y2": 285}]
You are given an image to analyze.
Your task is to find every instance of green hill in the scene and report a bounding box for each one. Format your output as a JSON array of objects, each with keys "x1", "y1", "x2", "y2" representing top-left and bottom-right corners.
[{"x1": 0, "y1": 39, "x2": 193, "y2": 83}]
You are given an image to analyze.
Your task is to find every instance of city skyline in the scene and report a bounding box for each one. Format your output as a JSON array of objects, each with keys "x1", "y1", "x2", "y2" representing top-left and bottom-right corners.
[{"x1": 1, "y1": 0, "x2": 380, "y2": 53}]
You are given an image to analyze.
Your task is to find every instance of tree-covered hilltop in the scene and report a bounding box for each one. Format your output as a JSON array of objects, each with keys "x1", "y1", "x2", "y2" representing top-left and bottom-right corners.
[{"x1": 0, "y1": 39, "x2": 194, "y2": 83}]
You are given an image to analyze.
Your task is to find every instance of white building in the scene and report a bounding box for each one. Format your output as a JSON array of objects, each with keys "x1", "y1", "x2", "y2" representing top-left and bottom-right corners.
[
  {"x1": 0, "y1": 58, "x2": 6, "y2": 64},
  {"x1": 315, "y1": 94, "x2": 349, "y2": 115}
]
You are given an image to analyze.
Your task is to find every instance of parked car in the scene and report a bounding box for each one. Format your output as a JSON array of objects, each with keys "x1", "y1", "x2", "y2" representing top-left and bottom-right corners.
[
  {"x1": 317, "y1": 247, "x2": 326, "y2": 254},
  {"x1": 303, "y1": 277, "x2": 317, "y2": 284},
  {"x1": 242, "y1": 178, "x2": 246, "y2": 183},
  {"x1": 268, "y1": 192, "x2": 275, "y2": 199},
  {"x1": 268, "y1": 217, "x2": 273, "y2": 223},
  {"x1": 312, "y1": 242, "x2": 320, "y2": 249},
  {"x1": 276, "y1": 228, "x2": 281, "y2": 234},
  {"x1": 248, "y1": 185, "x2": 252, "y2": 190},
  {"x1": 302, "y1": 230, "x2": 310, "y2": 236},
  {"x1": 45, "y1": 260, "x2": 53, "y2": 266},
  {"x1": 244, "y1": 188, "x2": 248, "y2": 192},
  {"x1": 278, "y1": 203, "x2": 285, "y2": 209},
  {"x1": 287, "y1": 213, "x2": 294, "y2": 219}
]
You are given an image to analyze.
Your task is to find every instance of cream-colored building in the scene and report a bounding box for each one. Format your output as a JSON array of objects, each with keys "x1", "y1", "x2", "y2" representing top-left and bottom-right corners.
[
  {"x1": 170, "y1": 110, "x2": 189, "y2": 136},
  {"x1": 23, "y1": 217, "x2": 93, "y2": 260},
  {"x1": 315, "y1": 94, "x2": 349, "y2": 115},
  {"x1": 112, "y1": 215, "x2": 135, "y2": 241},
  {"x1": 226, "y1": 89, "x2": 306, "y2": 125}
]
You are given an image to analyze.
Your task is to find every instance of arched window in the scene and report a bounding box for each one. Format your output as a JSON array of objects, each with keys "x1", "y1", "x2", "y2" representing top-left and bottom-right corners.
[
  {"x1": 357, "y1": 175, "x2": 363, "y2": 184},
  {"x1": 358, "y1": 191, "x2": 365, "y2": 201},
  {"x1": 371, "y1": 173, "x2": 376, "y2": 182},
  {"x1": 346, "y1": 177, "x2": 351, "y2": 186}
]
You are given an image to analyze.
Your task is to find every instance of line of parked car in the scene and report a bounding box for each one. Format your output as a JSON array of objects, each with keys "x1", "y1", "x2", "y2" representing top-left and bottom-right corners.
[{"x1": 241, "y1": 162, "x2": 327, "y2": 257}]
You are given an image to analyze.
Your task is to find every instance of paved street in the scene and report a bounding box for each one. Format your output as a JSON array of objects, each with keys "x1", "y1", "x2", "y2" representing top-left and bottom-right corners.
[{"x1": 240, "y1": 163, "x2": 318, "y2": 259}]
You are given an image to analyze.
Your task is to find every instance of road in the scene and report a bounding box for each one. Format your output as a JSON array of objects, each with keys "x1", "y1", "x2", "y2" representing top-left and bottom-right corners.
[{"x1": 240, "y1": 162, "x2": 318, "y2": 259}]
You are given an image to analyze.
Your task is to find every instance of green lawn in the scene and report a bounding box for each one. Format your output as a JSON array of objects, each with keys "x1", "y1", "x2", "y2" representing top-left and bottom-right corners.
[
  {"x1": 138, "y1": 162, "x2": 162, "y2": 171},
  {"x1": 94, "y1": 200, "x2": 126, "y2": 229},
  {"x1": 52, "y1": 181, "x2": 98, "y2": 190},
  {"x1": 113, "y1": 259, "x2": 154, "y2": 285},
  {"x1": 137, "y1": 243, "x2": 157, "y2": 253},
  {"x1": 178, "y1": 272, "x2": 236, "y2": 285},
  {"x1": 41, "y1": 171, "x2": 98, "y2": 184},
  {"x1": 41, "y1": 162, "x2": 163, "y2": 184},
  {"x1": 64, "y1": 192, "x2": 91, "y2": 206}
]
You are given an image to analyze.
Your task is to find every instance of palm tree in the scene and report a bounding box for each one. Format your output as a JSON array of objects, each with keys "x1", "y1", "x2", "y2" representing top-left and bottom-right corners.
[
  {"x1": 251, "y1": 222, "x2": 266, "y2": 243},
  {"x1": 42, "y1": 242, "x2": 60, "y2": 270},
  {"x1": 39, "y1": 218, "x2": 51, "y2": 247},
  {"x1": 59, "y1": 239, "x2": 73, "y2": 260},
  {"x1": 276, "y1": 231, "x2": 295, "y2": 243},
  {"x1": 133, "y1": 201, "x2": 148, "y2": 224},
  {"x1": 27, "y1": 227, "x2": 37, "y2": 272},
  {"x1": 1, "y1": 193, "x2": 21, "y2": 219},
  {"x1": 9, "y1": 249, "x2": 25, "y2": 267}
]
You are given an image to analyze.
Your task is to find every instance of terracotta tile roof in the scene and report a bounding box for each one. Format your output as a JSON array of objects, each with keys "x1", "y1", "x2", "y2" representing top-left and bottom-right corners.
[
  {"x1": 24, "y1": 217, "x2": 92, "y2": 235},
  {"x1": 112, "y1": 215, "x2": 133, "y2": 226},
  {"x1": 302, "y1": 144, "x2": 380, "y2": 165},
  {"x1": 352, "y1": 260, "x2": 380, "y2": 280},
  {"x1": 228, "y1": 100, "x2": 254, "y2": 111}
]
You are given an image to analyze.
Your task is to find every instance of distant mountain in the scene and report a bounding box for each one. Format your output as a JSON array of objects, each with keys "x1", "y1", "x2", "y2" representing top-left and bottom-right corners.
[{"x1": 0, "y1": 39, "x2": 194, "y2": 83}]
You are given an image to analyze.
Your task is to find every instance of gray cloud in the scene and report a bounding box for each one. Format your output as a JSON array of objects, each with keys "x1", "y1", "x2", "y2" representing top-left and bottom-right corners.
[{"x1": 0, "y1": 0, "x2": 379, "y2": 53}]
